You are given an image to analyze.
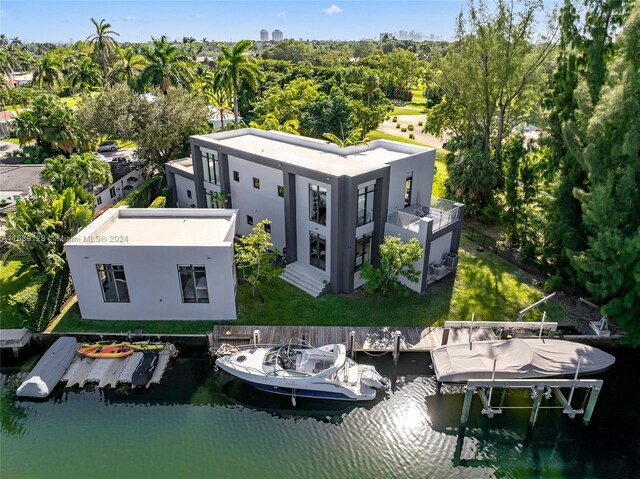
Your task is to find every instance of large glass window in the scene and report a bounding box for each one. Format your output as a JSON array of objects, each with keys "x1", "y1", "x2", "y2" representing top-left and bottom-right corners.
[
  {"x1": 404, "y1": 172, "x2": 413, "y2": 207},
  {"x1": 97, "y1": 264, "x2": 130, "y2": 302},
  {"x1": 354, "y1": 234, "x2": 372, "y2": 272},
  {"x1": 178, "y1": 265, "x2": 209, "y2": 303},
  {"x1": 202, "y1": 151, "x2": 220, "y2": 186},
  {"x1": 309, "y1": 184, "x2": 327, "y2": 225},
  {"x1": 357, "y1": 185, "x2": 375, "y2": 226},
  {"x1": 309, "y1": 232, "x2": 326, "y2": 271}
]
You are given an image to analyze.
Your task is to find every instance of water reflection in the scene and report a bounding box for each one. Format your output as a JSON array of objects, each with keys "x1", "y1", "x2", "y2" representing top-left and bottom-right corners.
[{"x1": 0, "y1": 379, "x2": 28, "y2": 438}]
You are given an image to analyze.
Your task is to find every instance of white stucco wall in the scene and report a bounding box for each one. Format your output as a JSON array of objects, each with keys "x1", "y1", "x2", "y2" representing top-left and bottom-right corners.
[
  {"x1": 66, "y1": 244, "x2": 237, "y2": 320},
  {"x1": 94, "y1": 167, "x2": 147, "y2": 211},
  {"x1": 387, "y1": 151, "x2": 436, "y2": 213},
  {"x1": 227, "y1": 155, "x2": 286, "y2": 251},
  {"x1": 295, "y1": 175, "x2": 331, "y2": 277},
  {"x1": 428, "y1": 231, "x2": 453, "y2": 267},
  {"x1": 174, "y1": 174, "x2": 197, "y2": 208}
]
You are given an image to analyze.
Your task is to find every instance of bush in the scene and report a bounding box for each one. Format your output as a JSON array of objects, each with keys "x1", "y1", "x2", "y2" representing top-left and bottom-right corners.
[
  {"x1": 9, "y1": 269, "x2": 72, "y2": 332},
  {"x1": 408, "y1": 124, "x2": 414, "y2": 131},
  {"x1": 544, "y1": 274, "x2": 564, "y2": 294},
  {"x1": 116, "y1": 175, "x2": 163, "y2": 208},
  {"x1": 149, "y1": 196, "x2": 166, "y2": 208},
  {"x1": 392, "y1": 116, "x2": 398, "y2": 122},
  {"x1": 401, "y1": 128, "x2": 407, "y2": 132},
  {"x1": 418, "y1": 121, "x2": 423, "y2": 126},
  {"x1": 409, "y1": 134, "x2": 415, "y2": 139},
  {"x1": 396, "y1": 123, "x2": 401, "y2": 129}
]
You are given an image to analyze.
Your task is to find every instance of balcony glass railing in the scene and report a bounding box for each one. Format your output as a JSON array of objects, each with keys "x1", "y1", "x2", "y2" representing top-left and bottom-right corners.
[{"x1": 388, "y1": 197, "x2": 461, "y2": 233}]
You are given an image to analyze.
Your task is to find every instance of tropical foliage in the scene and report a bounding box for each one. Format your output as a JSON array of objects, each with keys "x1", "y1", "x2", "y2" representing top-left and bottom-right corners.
[{"x1": 361, "y1": 236, "x2": 423, "y2": 295}]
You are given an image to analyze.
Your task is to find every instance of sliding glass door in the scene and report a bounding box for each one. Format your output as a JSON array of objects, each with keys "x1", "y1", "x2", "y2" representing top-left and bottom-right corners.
[{"x1": 309, "y1": 232, "x2": 326, "y2": 271}]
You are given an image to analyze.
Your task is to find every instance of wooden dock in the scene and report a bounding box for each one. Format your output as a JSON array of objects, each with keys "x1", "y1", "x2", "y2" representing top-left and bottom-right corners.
[
  {"x1": 209, "y1": 325, "x2": 497, "y2": 353},
  {"x1": 0, "y1": 328, "x2": 32, "y2": 356},
  {"x1": 62, "y1": 349, "x2": 174, "y2": 389}
]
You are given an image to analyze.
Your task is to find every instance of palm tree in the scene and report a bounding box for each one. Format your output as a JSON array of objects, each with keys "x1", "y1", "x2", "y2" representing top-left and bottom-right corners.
[
  {"x1": 214, "y1": 40, "x2": 263, "y2": 128},
  {"x1": 201, "y1": 70, "x2": 232, "y2": 130},
  {"x1": 109, "y1": 46, "x2": 146, "y2": 86},
  {"x1": 43, "y1": 153, "x2": 112, "y2": 192},
  {"x1": 10, "y1": 37, "x2": 21, "y2": 46},
  {"x1": 323, "y1": 128, "x2": 368, "y2": 147},
  {"x1": 33, "y1": 54, "x2": 64, "y2": 91},
  {"x1": 139, "y1": 35, "x2": 192, "y2": 94},
  {"x1": 0, "y1": 35, "x2": 8, "y2": 46},
  {"x1": 68, "y1": 55, "x2": 102, "y2": 92},
  {"x1": 85, "y1": 18, "x2": 120, "y2": 80}
]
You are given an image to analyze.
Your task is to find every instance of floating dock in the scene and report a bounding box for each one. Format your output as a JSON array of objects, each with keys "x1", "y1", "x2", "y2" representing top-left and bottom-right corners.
[
  {"x1": 62, "y1": 348, "x2": 174, "y2": 389},
  {"x1": 0, "y1": 328, "x2": 33, "y2": 356}
]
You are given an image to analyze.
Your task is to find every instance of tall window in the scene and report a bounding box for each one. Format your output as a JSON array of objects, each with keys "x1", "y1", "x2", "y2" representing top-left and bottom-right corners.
[
  {"x1": 109, "y1": 186, "x2": 116, "y2": 199},
  {"x1": 97, "y1": 264, "x2": 130, "y2": 302},
  {"x1": 178, "y1": 265, "x2": 209, "y2": 303},
  {"x1": 309, "y1": 232, "x2": 326, "y2": 271},
  {"x1": 357, "y1": 185, "x2": 375, "y2": 226},
  {"x1": 404, "y1": 172, "x2": 413, "y2": 207},
  {"x1": 309, "y1": 184, "x2": 327, "y2": 225},
  {"x1": 96, "y1": 196, "x2": 102, "y2": 206},
  {"x1": 354, "y1": 234, "x2": 372, "y2": 272},
  {"x1": 202, "y1": 151, "x2": 220, "y2": 185}
]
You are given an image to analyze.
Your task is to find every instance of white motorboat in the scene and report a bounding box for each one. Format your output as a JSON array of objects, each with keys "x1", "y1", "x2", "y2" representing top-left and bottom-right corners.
[
  {"x1": 215, "y1": 343, "x2": 387, "y2": 401},
  {"x1": 431, "y1": 338, "x2": 616, "y2": 383}
]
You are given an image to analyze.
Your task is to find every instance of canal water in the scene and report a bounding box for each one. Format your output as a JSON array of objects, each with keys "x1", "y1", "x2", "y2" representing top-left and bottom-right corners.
[{"x1": 1, "y1": 347, "x2": 639, "y2": 478}]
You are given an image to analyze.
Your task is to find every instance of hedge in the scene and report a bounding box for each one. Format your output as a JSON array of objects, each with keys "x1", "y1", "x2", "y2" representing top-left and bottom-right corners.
[
  {"x1": 116, "y1": 175, "x2": 164, "y2": 209},
  {"x1": 149, "y1": 196, "x2": 166, "y2": 208},
  {"x1": 9, "y1": 268, "x2": 72, "y2": 332}
]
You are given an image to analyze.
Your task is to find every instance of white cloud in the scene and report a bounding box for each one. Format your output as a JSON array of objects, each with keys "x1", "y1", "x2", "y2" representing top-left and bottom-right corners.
[
  {"x1": 276, "y1": 11, "x2": 287, "y2": 17},
  {"x1": 322, "y1": 5, "x2": 343, "y2": 15}
]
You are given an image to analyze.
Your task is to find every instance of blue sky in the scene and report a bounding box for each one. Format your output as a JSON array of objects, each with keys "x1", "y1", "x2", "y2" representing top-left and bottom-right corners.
[{"x1": 0, "y1": 1, "x2": 468, "y2": 43}]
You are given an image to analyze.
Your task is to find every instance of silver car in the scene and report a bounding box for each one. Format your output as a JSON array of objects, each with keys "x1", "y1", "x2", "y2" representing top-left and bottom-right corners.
[{"x1": 97, "y1": 141, "x2": 118, "y2": 152}]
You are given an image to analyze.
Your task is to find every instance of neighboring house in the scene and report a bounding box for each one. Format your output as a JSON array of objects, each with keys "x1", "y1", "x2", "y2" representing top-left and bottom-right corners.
[
  {"x1": 165, "y1": 129, "x2": 464, "y2": 297},
  {"x1": 65, "y1": 207, "x2": 238, "y2": 321},
  {"x1": 208, "y1": 107, "x2": 238, "y2": 132},
  {"x1": 94, "y1": 159, "x2": 147, "y2": 211},
  {"x1": 0, "y1": 164, "x2": 46, "y2": 205},
  {"x1": 3, "y1": 72, "x2": 33, "y2": 88},
  {"x1": 165, "y1": 157, "x2": 196, "y2": 208},
  {"x1": 0, "y1": 110, "x2": 18, "y2": 139}
]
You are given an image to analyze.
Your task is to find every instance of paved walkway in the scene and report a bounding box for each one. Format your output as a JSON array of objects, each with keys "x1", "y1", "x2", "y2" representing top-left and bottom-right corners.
[{"x1": 377, "y1": 114, "x2": 449, "y2": 149}]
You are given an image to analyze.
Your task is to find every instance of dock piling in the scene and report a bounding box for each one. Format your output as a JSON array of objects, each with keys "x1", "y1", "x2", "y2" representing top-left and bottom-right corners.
[
  {"x1": 252, "y1": 330, "x2": 261, "y2": 347},
  {"x1": 392, "y1": 331, "x2": 401, "y2": 365},
  {"x1": 583, "y1": 385, "x2": 602, "y2": 426},
  {"x1": 348, "y1": 331, "x2": 356, "y2": 359}
]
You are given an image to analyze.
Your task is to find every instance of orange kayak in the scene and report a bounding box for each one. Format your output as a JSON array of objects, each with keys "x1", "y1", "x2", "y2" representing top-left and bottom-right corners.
[{"x1": 77, "y1": 345, "x2": 134, "y2": 358}]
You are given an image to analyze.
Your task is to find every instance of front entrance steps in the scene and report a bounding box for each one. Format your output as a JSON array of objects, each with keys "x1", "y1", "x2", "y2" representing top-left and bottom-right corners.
[{"x1": 280, "y1": 262, "x2": 330, "y2": 298}]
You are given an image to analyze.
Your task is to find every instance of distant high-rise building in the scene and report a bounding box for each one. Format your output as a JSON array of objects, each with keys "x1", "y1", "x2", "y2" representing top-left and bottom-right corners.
[
  {"x1": 272, "y1": 29, "x2": 283, "y2": 41},
  {"x1": 398, "y1": 30, "x2": 408, "y2": 40},
  {"x1": 260, "y1": 29, "x2": 269, "y2": 41}
]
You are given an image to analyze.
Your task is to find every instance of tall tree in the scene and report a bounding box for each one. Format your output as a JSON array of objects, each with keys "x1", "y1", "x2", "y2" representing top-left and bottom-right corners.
[
  {"x1": 68, "y1": 55, "x2": 102, "y2": 92},
  {"x1": 33, "y1": 53, "x2": 64, "y2": 91},
  {"x1": 571, "y1": 3, "x2": 640, "y2": 341},
  {"x1": 85, "y1": 18, "x2": 120, "y2": 80},
  {"x1": 108, "y1": 46, "x2": 146, "y2": 86},
  {"x1": 42, "y1": 153, "x2": 112, "y2": 193},
  {"x1": 138, "y1": 35, "x2": 193, "y2": 94},
  {"x1": 214, "y1": 40, "x2": 263, "y2": 128}
]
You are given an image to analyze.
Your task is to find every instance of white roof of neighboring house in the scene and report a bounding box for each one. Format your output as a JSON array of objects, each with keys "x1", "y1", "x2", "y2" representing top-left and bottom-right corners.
[
  {"x1": 67, "y1": 207, "x2": 237, "y2": 247},
  {"x1": 207, "y1": 106, "x2": 237, "y2": 122},
  {"x1": 192, "y1": 128, "x2": 434, "y2": 177}
]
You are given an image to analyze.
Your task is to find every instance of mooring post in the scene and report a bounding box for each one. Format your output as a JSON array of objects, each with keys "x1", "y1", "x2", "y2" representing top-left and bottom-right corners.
[
  {"x1": 469, "y1": 313, "x2": 475, "y2": 348},
  {"x1": 488, "y1": 358, "x2": 497, "y2": 405},
  {"x1": 583, "y1": 384, "x2": 603, "y2": 426},
  {"x1": 393, "y1": 331, "x2": 401, "y2": 366},
  {"x1": 252, "y1": 330, "x2": 261, "y2": 347},
  {"x1": 528, "y1": 386, "x2": 544, "y2": 433},
  {"x1": 349, "y1": 331, "x2": 356, "y2": 359},
  {"x1": 460, "y1": 385, "x2": 475, "y2": 432},
  {"x1": 568, "y1": 357, "x2": 583, "y2": 405}
]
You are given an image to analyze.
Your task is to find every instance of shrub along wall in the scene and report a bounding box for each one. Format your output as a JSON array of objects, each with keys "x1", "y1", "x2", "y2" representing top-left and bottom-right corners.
[
  {"x1": 9, "y1": 268, "x2": 72, "y2": 332},
  {"x1": 149, "y1": 196, "x2": 166, "y2": 208},
  {"x1": 116, "y1": 175, "x2": 164, "y2": 208}
]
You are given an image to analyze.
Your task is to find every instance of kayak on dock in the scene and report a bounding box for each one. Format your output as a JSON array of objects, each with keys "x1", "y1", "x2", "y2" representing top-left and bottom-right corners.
[
  {"x1": 78, "y1": 345, "x2": 134, "y2": 359},
  {"x1": 80, "y1": 341, "x2": 173, "y2": 351},
  {"x1": 17, "y1": 337, "x2": 78, "y2": 398}
]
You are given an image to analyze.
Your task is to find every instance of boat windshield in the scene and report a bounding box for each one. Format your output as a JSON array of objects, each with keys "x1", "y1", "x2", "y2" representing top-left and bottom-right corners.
[{"x1": 262, "y1": 344, "x2": 339, "y2": 376}]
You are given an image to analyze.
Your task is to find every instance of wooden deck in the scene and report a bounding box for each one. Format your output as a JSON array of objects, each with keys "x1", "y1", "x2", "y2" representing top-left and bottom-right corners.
[
  {"x1": 0, "y1": 328, "x2": 32, "y2": 356},
  {"x1": 209, "y1": 325, "x2": 497, "y2": 353}
]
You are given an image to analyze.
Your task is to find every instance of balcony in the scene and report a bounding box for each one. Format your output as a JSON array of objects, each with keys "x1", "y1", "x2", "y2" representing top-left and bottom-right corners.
[{"x1": 387, "y1": 197, "x2": 462, "y2": 235}]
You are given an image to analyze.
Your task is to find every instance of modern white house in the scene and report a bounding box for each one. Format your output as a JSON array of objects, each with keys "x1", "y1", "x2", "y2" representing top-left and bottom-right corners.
[
  {"x1": 165, "y1": 129, "x2": 464, "y2": 297},
  {"x1": 65, "y1": 207, "x2": 238, "y2": 320}
]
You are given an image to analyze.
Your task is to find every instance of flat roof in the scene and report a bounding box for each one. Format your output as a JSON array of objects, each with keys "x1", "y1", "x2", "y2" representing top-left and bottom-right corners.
[
  {"x1": 192, "y1": 129, "x2": 433, "y2": 177},
  {"x1": 166, "y1": 157, "x2": 194, "y2": 175},
  {"x1": 0, "y1": 165, "x2": 46, "y2": 193},
  {"x1": 67, "y1": 208, "x2": 237, "y2": 247}
]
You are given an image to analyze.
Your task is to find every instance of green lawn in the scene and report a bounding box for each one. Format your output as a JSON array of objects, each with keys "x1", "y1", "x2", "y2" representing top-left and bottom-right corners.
[
  {"x1": 366, "y1": 130, "x2": 426, "y2": 146},
  {"x1": 0, "y1": 257, "x2": 40, "y2": 329},
  {"x1": 51, "y1": 237, "x2": 564, "y2": 334},
  {"x1": 3, "y1": 138, "x2": 20, "y2": 145},
  {"x1": 390, "y1": 106, "x2": 424, "y2": 116}
]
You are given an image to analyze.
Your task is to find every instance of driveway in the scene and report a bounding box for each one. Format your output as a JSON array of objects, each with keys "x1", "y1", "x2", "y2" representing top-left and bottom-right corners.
[
  {"x1": 378, "y1": 114, "x2": 449, "y2": 149},
  {"x1": 0, "y1": 141, "x2": 21, "y2": 157}
]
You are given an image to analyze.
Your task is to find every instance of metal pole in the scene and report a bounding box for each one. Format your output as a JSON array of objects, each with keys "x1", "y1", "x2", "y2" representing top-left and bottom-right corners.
[
  {"x1": 583, "y1": 385, "x2": 603, "y2": 426},
  {"x1": 488, "y1": 358, "x2": 497, "y2": 405},
  {"x1": 253, "y1": 330, "x2": 261, "y2": 347},
  {"x1": 539, "y1": 311, "x2": 546, "y2": 339},
  {"x1": 567, "y1": 357, "x2": 582, "y2": 405},
  {"x1": 518, "y1": 292, "x2": 557, "y2": 321},
  {"x1": 528, "y1": 386, "x2": 544, "y2": 433},
  {"x1": 469, "y1": 313, "x2": 475, "y2": 348},
  {"x1": 459, "y1": 385, "x2": 475, "y2": 431}
]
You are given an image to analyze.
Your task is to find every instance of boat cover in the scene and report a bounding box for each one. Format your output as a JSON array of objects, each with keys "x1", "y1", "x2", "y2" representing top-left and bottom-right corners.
[
  {"x1": 431, "y1": 338, "x2": 615, "y2": 383},
  {"x1": 17, "y1": 337, "x2": 78, "y2": 398}
]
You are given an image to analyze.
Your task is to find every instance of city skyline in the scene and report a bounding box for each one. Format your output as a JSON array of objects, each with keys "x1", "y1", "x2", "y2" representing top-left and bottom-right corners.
[{"x1": 0, "y1": 1, "x2": 467, "y2": 43}]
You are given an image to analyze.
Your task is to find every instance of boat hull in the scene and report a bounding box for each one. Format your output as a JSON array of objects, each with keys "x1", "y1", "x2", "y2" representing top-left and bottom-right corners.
[{"x1": 17, "y1": 337, "x2": 77, "y2": 398}]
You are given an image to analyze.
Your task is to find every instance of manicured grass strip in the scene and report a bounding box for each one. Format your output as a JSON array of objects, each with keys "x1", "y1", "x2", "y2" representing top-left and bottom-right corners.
[
  {"x1": 391, "y1": 107, "x2": 424, "y2": 116},
  {"x1": 52, "y1": 237, "x2": 565, "y2": 334},
  {"x1": 0, "y1": 258, "x2": 40, "y2": 329},
  {"x1": 366, "y1": 130, "x2": 426, "y2": 146}
]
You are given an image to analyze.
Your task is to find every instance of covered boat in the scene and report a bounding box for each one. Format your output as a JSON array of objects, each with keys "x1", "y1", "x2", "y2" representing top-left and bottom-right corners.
[
  {"x1": 17, "y1": 337, "x2": 77, "y2": 398},
  {"x1": 215, "y1": 343, "x2": 387, "y2": 401},
  {"x1": 431, "y1": 338, "x2": 616, "y2": 383}
]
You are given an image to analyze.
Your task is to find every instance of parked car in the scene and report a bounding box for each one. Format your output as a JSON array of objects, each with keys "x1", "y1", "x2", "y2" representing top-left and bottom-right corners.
[{"x1": 97, "y1": 141, "x2": 119, "y2": 152}]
